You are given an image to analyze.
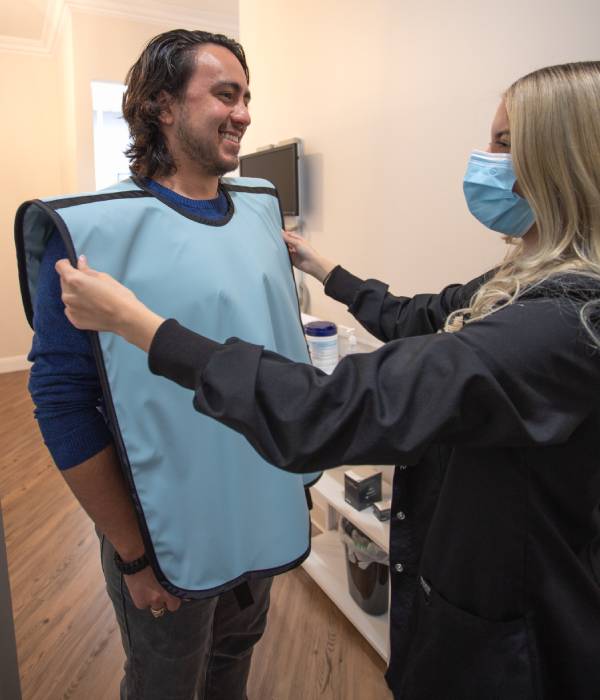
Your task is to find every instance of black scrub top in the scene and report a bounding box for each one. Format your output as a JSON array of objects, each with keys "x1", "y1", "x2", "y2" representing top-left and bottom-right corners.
[{"x1": 148, "y1": 267, "x2": 600, "y2": 700}]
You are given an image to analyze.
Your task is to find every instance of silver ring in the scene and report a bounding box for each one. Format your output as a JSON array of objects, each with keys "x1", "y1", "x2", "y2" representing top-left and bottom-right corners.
[{"x1": 150, "y1": 606, "x2": 167, "y2": 618}]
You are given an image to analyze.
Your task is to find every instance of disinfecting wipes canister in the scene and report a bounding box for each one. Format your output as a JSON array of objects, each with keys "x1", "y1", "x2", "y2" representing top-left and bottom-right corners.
[{"x1": 304, "y1": 321, "x2": 339, "y2": 374}]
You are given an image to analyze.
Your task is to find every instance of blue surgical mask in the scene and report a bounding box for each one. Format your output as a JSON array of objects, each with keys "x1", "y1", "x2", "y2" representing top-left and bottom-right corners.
[{"x1": 463, "y1": 150, "x2": 535, "y2": 237}]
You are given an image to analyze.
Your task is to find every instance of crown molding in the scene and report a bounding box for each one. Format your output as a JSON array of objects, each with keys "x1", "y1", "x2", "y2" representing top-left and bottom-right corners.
[
  {"x1": 68, "y1": 0, "x2": 238, "y2": 36},
  {"x1": 0, "y1": 35, "x2": 50, "y2": 56},
  {"x1": 0, "y1": 0, "x2": 238, "y2": 56},
  {"x1": 0, "y1": 0, "x2": 65, "y2": 56}
]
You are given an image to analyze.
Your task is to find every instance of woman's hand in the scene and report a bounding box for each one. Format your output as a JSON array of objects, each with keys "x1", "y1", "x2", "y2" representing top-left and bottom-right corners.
[
  {"x1": 282, "y1": 231, "x2": 336, "y2": 284},
  {"x1": 56, "y1": 256, "x2": 136, "y2": 332},
  {"x1": 55, "y1": 256, "x2": 164, "y2": 353}
]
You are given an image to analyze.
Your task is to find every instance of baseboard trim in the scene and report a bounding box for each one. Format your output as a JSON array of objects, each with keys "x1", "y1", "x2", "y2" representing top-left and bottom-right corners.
[{"x1": 0, "y1": 355, "x2": 31, "y2": 374}]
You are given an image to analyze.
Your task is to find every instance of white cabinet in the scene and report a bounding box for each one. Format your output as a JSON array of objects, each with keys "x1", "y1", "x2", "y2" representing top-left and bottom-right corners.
[
  {"x1": 303, "y1": 466, "x2": 393, "y2": 661},
  {"x1": 299, "y1": 314, "x2": 390, "y2": 658}
]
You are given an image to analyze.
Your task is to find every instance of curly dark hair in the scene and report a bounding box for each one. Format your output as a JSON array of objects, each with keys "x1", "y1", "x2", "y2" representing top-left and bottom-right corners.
[{"x1": 122, "y1": 29, "x2": 249, "y2": 178}]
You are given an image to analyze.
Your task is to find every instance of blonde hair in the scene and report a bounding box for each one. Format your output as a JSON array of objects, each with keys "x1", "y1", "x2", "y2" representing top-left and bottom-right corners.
[{"x1": 445, "y1": 62, "x2": 600, "y2": 336}]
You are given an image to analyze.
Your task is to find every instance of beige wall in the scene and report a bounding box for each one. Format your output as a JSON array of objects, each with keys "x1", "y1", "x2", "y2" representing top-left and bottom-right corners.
[
  {"x1": 1, "y1": 6, "x2": 237, "y2": 363},
  {"x1": 239, "y1": 0, "x2": 600, "y2": 331},
  {"x1": 57, "y1": 8, "x2": 77, "y2": 192},
  {"x1": 69, "y1": 10, "x2": 185, "y2": 192},
  {"x1": 1, "y1": 11, "x2": 165, "y2": 362},
  {"x1": 0, "y1": 52, "x2": 62, "y2": 359},
  {"x1": 3, "y1": 1, "x2": 599, "y2": 360}
]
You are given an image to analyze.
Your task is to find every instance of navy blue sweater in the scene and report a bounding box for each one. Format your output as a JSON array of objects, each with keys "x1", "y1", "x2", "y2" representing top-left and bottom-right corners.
[{"x1": 28, "y1": 179, "x2": 229, "y2": 469}]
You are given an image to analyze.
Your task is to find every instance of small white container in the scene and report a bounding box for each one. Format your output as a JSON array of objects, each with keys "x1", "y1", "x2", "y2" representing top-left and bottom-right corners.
[{"x1": 304, "y1": 321, "x2": 338, "y2": 374}]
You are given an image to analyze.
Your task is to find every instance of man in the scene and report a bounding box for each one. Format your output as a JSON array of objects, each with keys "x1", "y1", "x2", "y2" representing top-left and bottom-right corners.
[{"x1": 17, "y1": 30, "x2": 318, "y2": 700}]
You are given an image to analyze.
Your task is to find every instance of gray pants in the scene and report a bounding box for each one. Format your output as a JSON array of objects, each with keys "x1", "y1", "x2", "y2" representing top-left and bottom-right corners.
[{"x1": 100, "y1": 534, "x2": 272, "y2": 700}]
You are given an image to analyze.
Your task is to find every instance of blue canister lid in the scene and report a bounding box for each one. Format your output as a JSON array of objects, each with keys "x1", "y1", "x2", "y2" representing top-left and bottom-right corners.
[{"x1": 304, "y1": 321, "x2": 337, "y2": 337}]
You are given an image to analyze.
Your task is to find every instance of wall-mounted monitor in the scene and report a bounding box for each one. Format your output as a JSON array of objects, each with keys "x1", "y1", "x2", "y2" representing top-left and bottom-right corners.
[{"x1": 239, "y1": 142, "x2": 299, "y2": 216}]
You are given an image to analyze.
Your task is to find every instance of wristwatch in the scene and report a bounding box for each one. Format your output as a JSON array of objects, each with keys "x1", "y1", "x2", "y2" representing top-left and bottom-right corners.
[{"x1": 114, "y1": 550, "x2": 150, "y2": 575}]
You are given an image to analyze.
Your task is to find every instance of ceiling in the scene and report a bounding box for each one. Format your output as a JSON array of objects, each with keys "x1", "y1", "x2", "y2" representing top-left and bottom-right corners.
[
  {"x1": 0, "y1": 0, "x2": 239, "y2": 50},
  {"x1": 1, "y1": 0, "x2": 49, "y2": 40}
]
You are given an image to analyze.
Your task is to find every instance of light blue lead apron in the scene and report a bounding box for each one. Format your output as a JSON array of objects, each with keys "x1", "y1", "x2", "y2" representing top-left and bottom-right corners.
[{"x1": 15, "y1": 176, "x2": 320, "y2": 597}]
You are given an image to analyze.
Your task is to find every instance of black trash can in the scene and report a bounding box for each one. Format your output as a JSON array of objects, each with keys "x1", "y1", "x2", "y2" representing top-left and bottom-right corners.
[{"x1": 340, "y1": 517, "x2": 389, "y2": 616}]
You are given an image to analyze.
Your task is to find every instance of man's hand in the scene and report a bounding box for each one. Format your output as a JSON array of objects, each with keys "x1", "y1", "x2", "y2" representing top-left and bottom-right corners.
[
  {"x1": 124, "y1": 565, "x2": 182, "y2": 613},
  {"x1": 282, "y1": 230, "x2": 336, "y2": 284},
  {"x1": 61, "y1": 445, "x2": 180, "y2": 615}
]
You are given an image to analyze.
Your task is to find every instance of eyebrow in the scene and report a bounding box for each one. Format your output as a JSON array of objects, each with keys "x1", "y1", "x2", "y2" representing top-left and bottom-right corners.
[
  {"x1": 494, "y1": 129, "x2": 511, "y2": 140},
  {"x1": 214, "y1": 81, "x2": 251, "y2": 101}
]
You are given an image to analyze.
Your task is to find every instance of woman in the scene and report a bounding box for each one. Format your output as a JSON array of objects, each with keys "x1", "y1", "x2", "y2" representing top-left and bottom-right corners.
[{"x1": 57, "y1": 62, "x2": 600, "y2": 699}]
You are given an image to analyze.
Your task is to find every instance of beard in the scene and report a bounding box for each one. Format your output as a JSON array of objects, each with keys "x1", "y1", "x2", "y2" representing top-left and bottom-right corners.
[{"x1": 175, "y1": 113, "x2": 238, "y2": 177}]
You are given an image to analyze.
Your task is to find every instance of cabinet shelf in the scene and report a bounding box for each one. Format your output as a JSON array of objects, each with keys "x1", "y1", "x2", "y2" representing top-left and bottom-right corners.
[
  {"x1": 304, "y1": 530, "x2": 390, "y2": 661},
  {"x1": 303, "y1": 466, "x2": 393, "y2": 661},
  {"x1": 312, "y1": 468, "x2": 392, "y2": 552}
]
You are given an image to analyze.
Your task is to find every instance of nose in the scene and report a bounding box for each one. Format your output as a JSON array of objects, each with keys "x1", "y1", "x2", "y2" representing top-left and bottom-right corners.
[{"x1": 231, "y1": 101, "x2": 251, "y2": 128}]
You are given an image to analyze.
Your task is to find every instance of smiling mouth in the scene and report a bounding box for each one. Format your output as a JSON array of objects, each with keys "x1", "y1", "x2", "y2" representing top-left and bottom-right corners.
[{"x1": 219, "y1": 130, "x2": 241, "y2": 144}]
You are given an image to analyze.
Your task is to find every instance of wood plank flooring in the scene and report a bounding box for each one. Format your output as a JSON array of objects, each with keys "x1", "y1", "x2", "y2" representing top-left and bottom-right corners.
[{"x1": 0, "y1": 370, "x2": 392, "y2": 700}]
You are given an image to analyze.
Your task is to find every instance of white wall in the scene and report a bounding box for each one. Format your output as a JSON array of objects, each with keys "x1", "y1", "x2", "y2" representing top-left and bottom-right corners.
[{"x1": 239, "y1": 0, "x2": 600, "y2": 330}]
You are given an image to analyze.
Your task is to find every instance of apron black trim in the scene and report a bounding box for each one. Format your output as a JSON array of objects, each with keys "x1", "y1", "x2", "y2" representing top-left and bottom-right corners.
[
  {"x1": 47, "y1": 190, "x2": 152, "y2": 210},
  {"x1": 164, "y1": 539, "x2": 313, "y2": 600},
  {"x1": 130, "y1": 176, "x2": 236, "y2": 227},
  {"x1": 14, "y1": 192, "x2": 151, "y2": 327},
  {"x1": 14, "y1": 200, "x2": 36, "y2": 328},
  {"x1": 267, "y1": 184, "x2": 323, "y2": 489},
  {"x1": 221, "y1": 184, "x2": 279, "y2": 198},
  {"x1": 304, "y1": 486, "x2": 314, "y2": 510},
  {"x1": 14, "y1": 198, "x2": 169, "y2": 595}
]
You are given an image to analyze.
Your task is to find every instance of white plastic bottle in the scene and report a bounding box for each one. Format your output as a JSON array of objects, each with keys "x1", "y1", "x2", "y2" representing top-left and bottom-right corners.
[{"x1": 346, "y1": 331, "x2": 358, "y2": 355}]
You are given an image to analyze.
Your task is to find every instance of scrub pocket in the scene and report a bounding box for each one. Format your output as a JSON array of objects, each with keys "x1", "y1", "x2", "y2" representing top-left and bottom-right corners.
[{"x1": 399, "y1": 577, "x2": 539, "y2": 700}]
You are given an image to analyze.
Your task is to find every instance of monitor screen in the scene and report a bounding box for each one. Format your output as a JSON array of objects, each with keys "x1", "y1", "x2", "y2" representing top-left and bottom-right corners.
[{"x1": 239, "y1": 142, "x2": 299, "y2": 216}]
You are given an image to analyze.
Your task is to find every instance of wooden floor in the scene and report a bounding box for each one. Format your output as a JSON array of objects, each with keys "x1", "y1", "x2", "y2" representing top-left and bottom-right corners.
[{"x1": 0, "y1": 370, "x2": 392, "y2": 700}]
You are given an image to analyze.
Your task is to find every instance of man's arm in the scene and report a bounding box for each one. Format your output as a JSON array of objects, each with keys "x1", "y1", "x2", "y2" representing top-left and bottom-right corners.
[
  {"x1": 62, "y1": 443, "x2": 145, "y2": 561},
  {"x1": 29, "y1": 232, "x2": 179, "y2": 612},
  {"x1": 62, "y1": 444, "x2": 181, "y2": 612}
]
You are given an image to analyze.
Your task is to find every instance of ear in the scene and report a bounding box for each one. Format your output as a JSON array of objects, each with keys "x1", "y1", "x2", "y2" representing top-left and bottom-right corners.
[{"x1": 157, "y1": 90, "x2": 176, "y2": 126}]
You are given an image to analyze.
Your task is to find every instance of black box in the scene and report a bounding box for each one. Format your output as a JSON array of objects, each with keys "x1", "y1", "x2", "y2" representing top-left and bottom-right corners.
[
  {"x1": 372, "y1": 499, "x2": 391, "y2": 521},
  {"x1": 344, "y1": 468, "x2": 382, "y2": 511}
]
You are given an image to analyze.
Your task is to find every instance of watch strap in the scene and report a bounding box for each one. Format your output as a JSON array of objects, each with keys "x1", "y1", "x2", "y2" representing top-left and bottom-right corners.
[{"x1": 114, "y1": 551, "x2": 150, "y2": 575}]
